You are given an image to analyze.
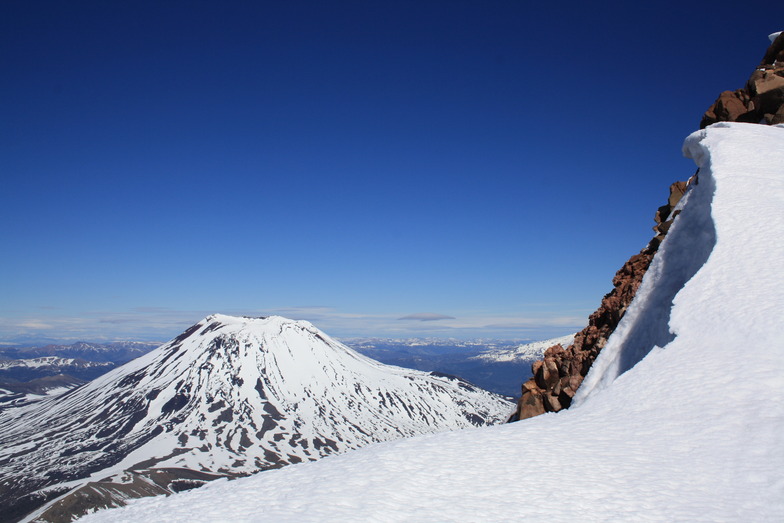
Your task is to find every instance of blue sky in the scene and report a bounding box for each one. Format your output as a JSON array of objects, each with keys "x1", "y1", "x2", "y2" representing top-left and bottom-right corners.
[{"x1": 1, "y1": 1, "x2": 779, "y2": 342}]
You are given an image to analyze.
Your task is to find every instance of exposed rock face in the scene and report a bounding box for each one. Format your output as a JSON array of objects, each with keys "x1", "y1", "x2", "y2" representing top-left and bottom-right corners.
[
  {"x1": 701, "y1": 32, "x2": 784, "y2": 127},
  {"x1": 513, "y1": 181, "x2": 689, "y2": 421}
]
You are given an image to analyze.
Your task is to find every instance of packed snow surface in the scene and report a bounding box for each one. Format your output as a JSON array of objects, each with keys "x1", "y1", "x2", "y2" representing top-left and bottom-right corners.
[{"x1": 81, "y1": 123, "x2": 784, "y2": 522}]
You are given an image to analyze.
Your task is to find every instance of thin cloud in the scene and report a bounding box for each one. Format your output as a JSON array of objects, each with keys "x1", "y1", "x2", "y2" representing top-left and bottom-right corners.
[
  {"x1": 0, "y1": 305, "x2": 588, "y2": 343},
  {"x1": 398, "y1": 313, "x2": 456, "y2": 322},
  {"x1": 18, "y1": 320, "x2": 56, "y2": 329},
  {"x1": 131, "y1": 306, "x2": 174, "y2": 313},
  {"x1": 483, "y1": 317, "x2": 585, "y2": 329}
]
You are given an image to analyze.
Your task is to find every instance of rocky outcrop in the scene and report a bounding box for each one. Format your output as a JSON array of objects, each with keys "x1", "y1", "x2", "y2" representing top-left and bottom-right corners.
[
  {"x1": 701, "y1": 32, "x2": 784, "y2": 127},
  {"x1": 514, "y1": 32, "x2": 782, "y2": 422},
  {"x1": 513, "y1": 181, "x2": 689, "y2": 420}
]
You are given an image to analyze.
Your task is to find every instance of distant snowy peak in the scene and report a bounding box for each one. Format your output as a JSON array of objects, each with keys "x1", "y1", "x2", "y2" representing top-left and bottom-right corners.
[
  {"x1": 1, "y1": 314, "x2": 512, "y2": 521},
  {"x1": 471, "y1": 334, "x2": 576, "y2": 363}
]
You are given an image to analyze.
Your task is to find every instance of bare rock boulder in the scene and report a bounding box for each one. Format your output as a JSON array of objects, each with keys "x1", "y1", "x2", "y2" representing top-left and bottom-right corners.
[{"x1": 701, "y1": 32, "x2": 784, "y2": 129}]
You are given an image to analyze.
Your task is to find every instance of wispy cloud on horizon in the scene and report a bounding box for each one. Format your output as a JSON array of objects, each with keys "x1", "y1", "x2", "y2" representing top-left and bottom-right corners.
[
  {"x1": 0, "y1": 305, "x2": 589, "y2": 344},
  {"x1": 398, "y1": 313, "x2": 456, "y2": 322}
]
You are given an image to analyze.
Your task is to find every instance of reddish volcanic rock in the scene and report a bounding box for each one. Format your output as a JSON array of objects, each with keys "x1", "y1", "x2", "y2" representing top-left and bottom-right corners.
[
  {"x1": 701, "y1": 32, "x2": 784, "y2": 128},
  {"x1": 701, "y1": 89, "x2": 759, "y2": 127},
  {"x1": 514, "y1": 180, "x2": 689, "y2": 421},
  {"x1": 770, "y1": 105, "x2": 784, "y2": 125}
]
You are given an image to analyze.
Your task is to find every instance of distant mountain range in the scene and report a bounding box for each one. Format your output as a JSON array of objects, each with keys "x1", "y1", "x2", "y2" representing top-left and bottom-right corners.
[
  {"x1": 0, "y1": 315, "x2": 512, "y2": 522},
  {"x1": 0, "y1": 341, "x2": 161, "y2": 364},
  {"x1": 469, "y1": 334, "x2": 576, "y2": 363},
  {"x1": 345, "y1": 335, "x2": 574, "y2": 397},
  {"x1": 0, "y1": 342, "x2": 161, "y2": 411},
  {"x1": 0, "y1": 356, "x2": 116, "y2": 380}
]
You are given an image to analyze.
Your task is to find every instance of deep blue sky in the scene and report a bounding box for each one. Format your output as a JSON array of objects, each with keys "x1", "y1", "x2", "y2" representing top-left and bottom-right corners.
[{"x1": 1, "y1": 1, "x2": 780, "y2": 342}]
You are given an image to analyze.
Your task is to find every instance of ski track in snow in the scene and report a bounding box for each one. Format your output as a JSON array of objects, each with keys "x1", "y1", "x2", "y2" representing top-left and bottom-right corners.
[{"x1": 80, "y1": 123, "x2": 784, "y2": 523}]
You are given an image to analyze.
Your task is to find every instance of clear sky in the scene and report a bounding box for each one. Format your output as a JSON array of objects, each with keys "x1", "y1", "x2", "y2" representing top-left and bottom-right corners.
[{"x1": 1, "y1": 1, "x2": 780, "y2": 343}]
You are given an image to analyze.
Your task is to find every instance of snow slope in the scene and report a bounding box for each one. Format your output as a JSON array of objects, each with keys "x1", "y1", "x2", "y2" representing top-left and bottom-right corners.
[{"x1": 82, "y1": 123, "x2": 784, "y2": 522}]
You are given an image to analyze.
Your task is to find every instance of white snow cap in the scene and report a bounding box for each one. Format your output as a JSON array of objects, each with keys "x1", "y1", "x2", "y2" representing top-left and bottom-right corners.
[{"x1": 769, "y1": 31, "x2": 782, "y2": 43}]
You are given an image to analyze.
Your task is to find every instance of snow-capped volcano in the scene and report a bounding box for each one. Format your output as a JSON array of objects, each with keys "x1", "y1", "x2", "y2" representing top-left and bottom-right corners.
[{"x1": 0, "y1": 314, "x2": 511, "y2": 521}]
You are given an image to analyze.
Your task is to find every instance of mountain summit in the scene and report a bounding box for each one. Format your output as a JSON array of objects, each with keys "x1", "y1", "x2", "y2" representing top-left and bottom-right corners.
[{"x1": 0, "y1": 314, "x2": 511, "y2": 521}]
